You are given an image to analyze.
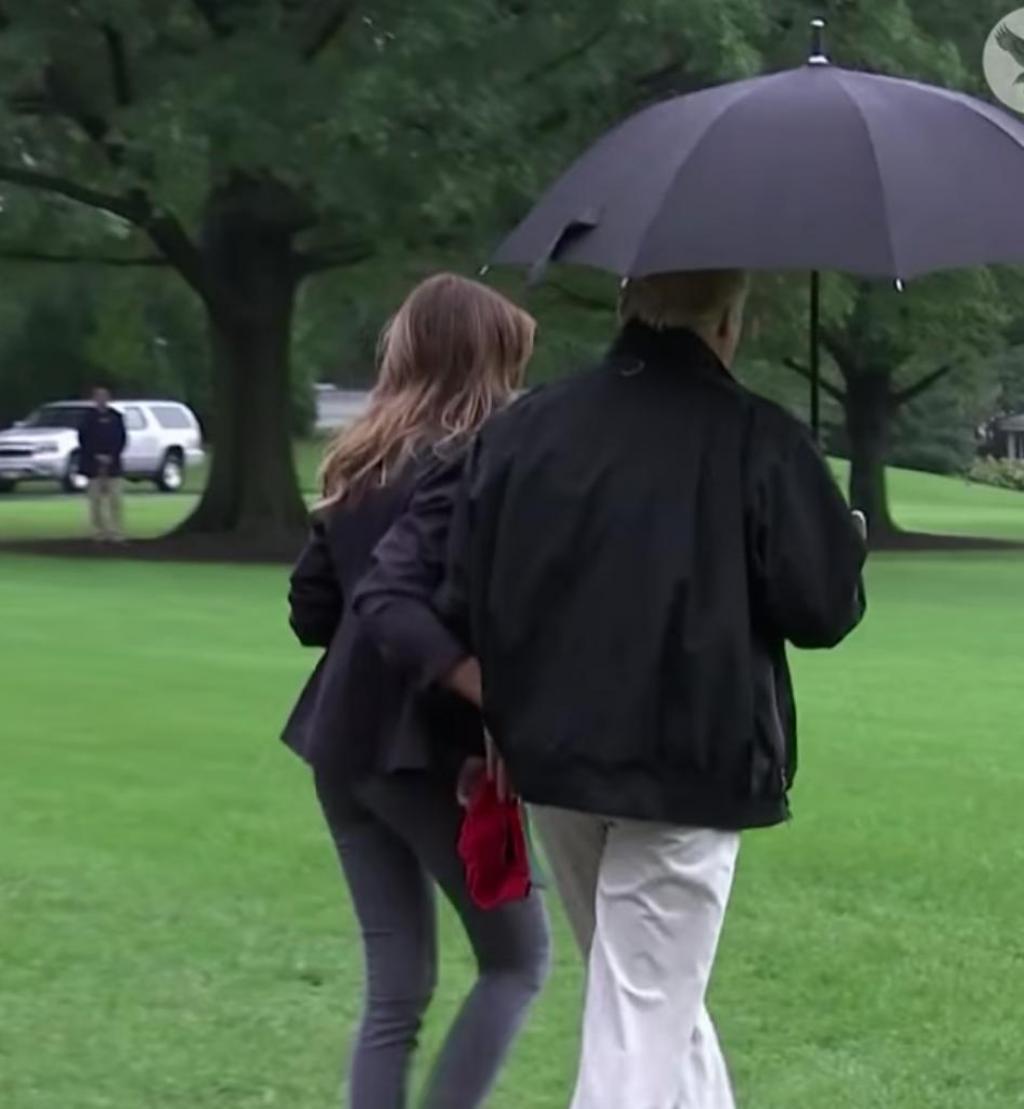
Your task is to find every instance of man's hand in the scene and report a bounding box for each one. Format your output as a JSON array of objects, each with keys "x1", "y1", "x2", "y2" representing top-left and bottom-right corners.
[{"x1": 444, "y1": 656, "x2": 482, "y2": 708}]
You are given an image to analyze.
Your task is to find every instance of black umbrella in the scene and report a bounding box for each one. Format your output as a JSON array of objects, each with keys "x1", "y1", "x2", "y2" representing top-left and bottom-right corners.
[{"x1": 494, "y1": 20, "x2": 1024, "y2": 435}]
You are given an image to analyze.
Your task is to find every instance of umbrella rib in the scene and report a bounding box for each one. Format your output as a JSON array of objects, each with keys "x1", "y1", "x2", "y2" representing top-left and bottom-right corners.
[
  {"x1": 625, "y1": 75, "x2": 783, "y2": 277},
  {"x1": 831, "y1": 74, "x2": 899, "y2": 278}
]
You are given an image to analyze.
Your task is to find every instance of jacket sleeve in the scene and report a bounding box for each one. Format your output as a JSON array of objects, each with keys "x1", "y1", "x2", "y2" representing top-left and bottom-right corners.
[
  {"x1": 354, "y1": 452, "x2": 472, "y2": 689},
  {"x1": 114, "y1": 412, "x2": 127, "y2": 456},
  {"x1": 288, "y1": 517, "x2": 343, "y2": 648},
  {"x1": 749, "y1": 430, "x2": 867, "y2": 650}
]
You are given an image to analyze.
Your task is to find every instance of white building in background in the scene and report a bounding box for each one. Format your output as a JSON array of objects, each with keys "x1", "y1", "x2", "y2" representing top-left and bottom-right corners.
[
  {"x1": 314, "y1": 385, "x2": 370, "y2": 433},
  {"x1": 992, "y1": 413, "x2": 1024, "y2": 461}
]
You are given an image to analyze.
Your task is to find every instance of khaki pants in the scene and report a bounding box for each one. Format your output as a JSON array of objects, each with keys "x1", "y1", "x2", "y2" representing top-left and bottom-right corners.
[
  {"x1": 88, "y1": 473, "x2": 123, "y2": 540},
  {"x1": 532, "y1": 807, "x2": 740, "y2": 1109}
]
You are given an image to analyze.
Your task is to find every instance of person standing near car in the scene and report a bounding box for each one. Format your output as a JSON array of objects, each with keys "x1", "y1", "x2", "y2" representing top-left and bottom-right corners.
[{"x1": 78, "y1": 387, "x2": 127, "y2": 543}]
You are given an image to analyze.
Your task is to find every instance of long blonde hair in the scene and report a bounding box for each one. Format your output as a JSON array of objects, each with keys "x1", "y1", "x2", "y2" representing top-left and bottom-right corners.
[{"x1": 319, "y1": 273, "x2": 535, "y2": 505}]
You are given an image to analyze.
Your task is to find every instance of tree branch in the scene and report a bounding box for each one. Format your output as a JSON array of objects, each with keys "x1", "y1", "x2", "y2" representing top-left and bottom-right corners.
[
  {"x1": 819, "y1": 327, "x2": 856, "y2": 374},
  {"x1": 782, "y1": 357, "x2": 847, "y2": 403},
  {"x1": 140, "y1": 204, "x2": 226, "y2": 311},
  {"x1": 0, "y1": 165, "x2": 225, "y2": 312},
  {"x1": 188, "y1": 0, "x2": 232, "y2": 37},
  {"x1": 101, "y1": 23, "x2": 133, "y2": 107},
  {"x1": 0, "y1": 248, "x2": 167, "y2": 267},
  {"x1": 892, "y1": 364, "x2": 953, "y2": 408},
  {"x1": 296, "y1": 239, "x2": 375, "y2": 276},
  {"x1": 10, "y1": 66, "x2": 126, "y2": 167},
  {"x1": 300, "y1": 0, "x2": 359, "y2": 61},
  {"x1": 0, "y1": 163, "x2": 143, "y2": 222},
  {"x1": 519, "y1": 16, "x2": 616, "y2": 85},
  {"x1": 632, "y1": 54, "x2": 705, "y2": 102}
]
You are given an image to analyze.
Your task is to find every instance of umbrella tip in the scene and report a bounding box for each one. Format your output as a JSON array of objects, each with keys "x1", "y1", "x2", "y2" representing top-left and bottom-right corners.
[{"x1": 808, "y1": 18, "x2": 829, "y2": 66}]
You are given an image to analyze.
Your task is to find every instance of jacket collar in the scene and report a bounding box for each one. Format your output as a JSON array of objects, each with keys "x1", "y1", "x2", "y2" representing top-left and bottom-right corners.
[{"x1": 607, "y1": 321, "x2": 734, "y2": 383}]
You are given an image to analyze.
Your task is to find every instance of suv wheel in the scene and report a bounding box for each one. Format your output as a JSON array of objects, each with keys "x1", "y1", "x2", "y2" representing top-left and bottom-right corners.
[
  {"x1": 155, "y1": 449, "x2": 185, "y2": 493},
  {"x1": 63, "y1": 452, "x2": 88, "y2": 494}
]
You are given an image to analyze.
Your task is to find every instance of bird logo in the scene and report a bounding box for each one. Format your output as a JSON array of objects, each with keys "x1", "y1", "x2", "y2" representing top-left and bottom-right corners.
[
  {"x1": 985, "y1": 10, "x2": 1024, "y2": 111},
  {"x1": 996, "y1": 22, "x2": 1024, "y2": 82}
]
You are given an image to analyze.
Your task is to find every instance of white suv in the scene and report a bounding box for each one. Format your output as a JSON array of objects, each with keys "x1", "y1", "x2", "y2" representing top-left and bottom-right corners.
[{"x1": 0, "y1": 399, "x2": 205, "y2": 494}]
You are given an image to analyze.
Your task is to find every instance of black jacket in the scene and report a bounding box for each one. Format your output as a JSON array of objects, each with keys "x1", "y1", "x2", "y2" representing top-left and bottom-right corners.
[
  {"x1": 356, "y1": 323, "x2": 866, "y2": 830},
  {"x1": 78, "y1": 407, "x2": 127, "y2": 478},
  {"x1": 284, "y1": 461, "x2": 482, "y2": 786}
]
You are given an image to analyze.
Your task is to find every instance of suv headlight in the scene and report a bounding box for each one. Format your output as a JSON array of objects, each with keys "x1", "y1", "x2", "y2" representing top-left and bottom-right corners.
[{"x1": 34, "y1": 443, "x2": 60, "y2": 455}]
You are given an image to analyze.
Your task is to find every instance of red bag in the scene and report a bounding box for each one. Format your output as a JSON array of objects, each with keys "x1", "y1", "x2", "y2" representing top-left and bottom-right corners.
[{"x1": 457, "y1": 776, "x2": 532, "y2": 910}]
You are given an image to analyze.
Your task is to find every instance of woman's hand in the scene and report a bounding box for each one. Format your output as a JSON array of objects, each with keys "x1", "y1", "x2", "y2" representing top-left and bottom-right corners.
[
  {"x1": 456, "y1": 741, "x2": 512, "y2": 805},
  {"x1": 456, "y1": 757, "x2": 486, "y2": 807},
  {"x1": 444, "y1": 656, "x2": 483, "y2": 708}
]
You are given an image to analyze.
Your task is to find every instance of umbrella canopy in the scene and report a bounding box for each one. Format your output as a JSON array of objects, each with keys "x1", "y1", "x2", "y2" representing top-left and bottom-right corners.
[{"x1": 496, "y1": 61, "x2": 1024, "y2": 282}]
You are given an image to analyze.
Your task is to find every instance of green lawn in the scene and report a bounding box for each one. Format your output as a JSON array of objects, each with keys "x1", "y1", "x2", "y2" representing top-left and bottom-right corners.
[
  {"x1": 0, "y1": 439, "x2": 326, "y2": 541},
  {"x1": 3, "y1": 468, "x2": 1024, "y2": 1107},
  {"x1": 831, "y1": 461, "x2": 1024, "y2": 543},
  {"x1": 3, "y1": 456, "x2": 1024, "y2": 545}
]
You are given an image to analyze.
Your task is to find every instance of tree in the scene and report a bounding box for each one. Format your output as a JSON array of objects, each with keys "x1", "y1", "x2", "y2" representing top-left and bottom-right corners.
[
  {"x1": 0, "y1": 0, "x2": 767, "y2": 539},
  {"x1": 780, "y1": 272, "x2": 1008, "y2": 536}
]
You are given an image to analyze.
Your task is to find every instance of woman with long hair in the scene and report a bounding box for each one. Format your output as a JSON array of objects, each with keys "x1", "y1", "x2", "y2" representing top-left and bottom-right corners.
[{"x1": 283, "y1": 273, "x2": 548, "y2": 1109}]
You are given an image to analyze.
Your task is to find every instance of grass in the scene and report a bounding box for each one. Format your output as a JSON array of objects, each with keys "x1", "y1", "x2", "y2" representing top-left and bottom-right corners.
[
  {"x1": 831, "y1": 461, "x2": 1024, "y2": 543},
  {"x1": 0, "y1": 440, "x2": 325, "y2": 542},
  {"x1": 2, "y1": 551, "x2": 1024, "y2": 1108},
  {"x1": 3, "y1": 467, "x2": 1024, "y2": 1107},
  {"x1": 3, "y1": 454, "x2": 1024, "y2": 546}
]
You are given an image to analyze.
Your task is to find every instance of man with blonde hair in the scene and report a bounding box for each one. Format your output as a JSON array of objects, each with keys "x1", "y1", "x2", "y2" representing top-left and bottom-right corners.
[{"x1": 358, "y1": 268, "x2": 866, "y2": 1107}]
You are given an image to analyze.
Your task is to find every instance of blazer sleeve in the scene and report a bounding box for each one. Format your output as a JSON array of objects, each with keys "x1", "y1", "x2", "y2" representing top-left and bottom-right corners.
[
  {"x1": 354, "y1": 452, "x2": 472, "y2": 689},
  {"x1": 749, "y1": 430, "x2": 867, "y2": 650},
  {"x1": 288, "y1": 517, "x2": 343, "y2": 648}
]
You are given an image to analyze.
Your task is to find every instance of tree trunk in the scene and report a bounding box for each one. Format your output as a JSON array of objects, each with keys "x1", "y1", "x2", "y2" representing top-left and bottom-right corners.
[
  {"x1": 845, "y1": 371, "x2": 897, "y2": 538},
  {"x1": 176, "y1": 185, "x2": 309, "y2": 540}
]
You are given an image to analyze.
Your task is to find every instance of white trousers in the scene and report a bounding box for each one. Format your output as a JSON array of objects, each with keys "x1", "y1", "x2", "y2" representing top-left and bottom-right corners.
[{"x1": 532, "y1": 807, "x2": 740, "y2": 1109}]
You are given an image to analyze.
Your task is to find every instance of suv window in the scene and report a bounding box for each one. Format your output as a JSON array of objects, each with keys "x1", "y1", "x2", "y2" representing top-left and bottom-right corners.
[
  {"x1": 25, "y1": 405, "x2": 87, "y2": 430},
  {"x1": 150, "y1": 404, "x2": 193, "y2": 431},
  {"x1": 123, "y1": 407, "x2": 147, "y2": 432}
]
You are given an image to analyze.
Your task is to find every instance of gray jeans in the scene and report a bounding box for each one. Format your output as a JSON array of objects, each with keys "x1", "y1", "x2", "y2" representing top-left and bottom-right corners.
[{"x1": 316, "y1": 770, "x2": 551, "y2": 1109}]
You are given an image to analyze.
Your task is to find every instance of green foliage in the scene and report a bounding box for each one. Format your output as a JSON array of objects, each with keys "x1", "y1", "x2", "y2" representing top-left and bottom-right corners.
[
  {"x1": 0, "y1": 272, "x2": 105, "y2": 425},
  {"x1": 0, "y1": 0, "x2": 1020, "y2": 493},
  {"x1": 968, "y1": 456, "x2": 1024, "y2": 492},
  {"x1": 982, "y1": 343, "x2": 1024, "y2": 419},
  {"x1": 890, "y1": 377, "x2": 989, "y2": 476},
  {"x1": 0, "y1": 0, "x2": 770, "y2": 254},
  {"x1": 0, "y1": 266, "x2": 315, "y2": 434}
]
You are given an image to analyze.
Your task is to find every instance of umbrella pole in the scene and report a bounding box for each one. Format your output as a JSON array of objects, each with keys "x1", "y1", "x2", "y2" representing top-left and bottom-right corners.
[{"x1": 809, "y1": 269, "x2": 821, "y2": 440}]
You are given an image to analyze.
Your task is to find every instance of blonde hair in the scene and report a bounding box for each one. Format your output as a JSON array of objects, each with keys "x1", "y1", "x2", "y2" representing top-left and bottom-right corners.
[
  {"x1": 319, "y1": 273, "x2": 535, "y2": 505},
  {"x1": 619, "y1": 270, "x2": 749, "y2": 333}
]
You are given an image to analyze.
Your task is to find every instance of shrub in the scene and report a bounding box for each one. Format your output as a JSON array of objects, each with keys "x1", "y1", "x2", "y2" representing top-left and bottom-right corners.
[{"x1": 967, "y1": 457, "x2": 1024, "y2": 492}]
